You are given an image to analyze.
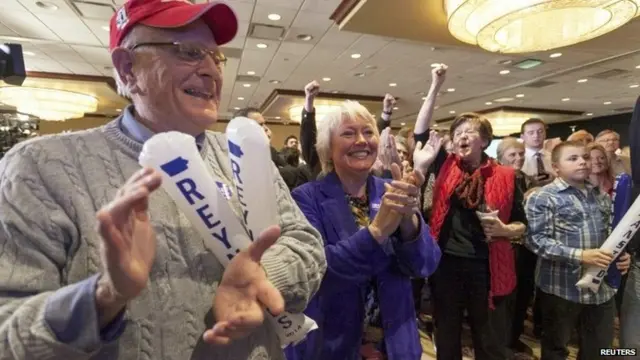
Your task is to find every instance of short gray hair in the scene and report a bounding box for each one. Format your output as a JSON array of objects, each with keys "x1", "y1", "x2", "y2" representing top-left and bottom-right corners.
[
  {"x1": 315, "y1": 100, "x2": 378, "y2": 173},
  {"x1": 496, "y1": 136, "x2": 524, "y2": 163}
]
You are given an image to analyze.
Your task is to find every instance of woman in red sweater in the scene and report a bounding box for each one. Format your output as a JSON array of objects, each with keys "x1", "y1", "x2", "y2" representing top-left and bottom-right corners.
[{"x1": 422, "y1": 113, "x2": 527, "y2": 360}]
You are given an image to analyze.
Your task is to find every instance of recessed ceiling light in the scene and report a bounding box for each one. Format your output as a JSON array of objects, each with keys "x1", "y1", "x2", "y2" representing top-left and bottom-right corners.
[
  {"x1": 630, "y1": 84, "x2": 639, "y2": 88},
  {"x1": 35, "y1": 1, "x2": 58, "y2": 10},
  {"x1": 562, "y1": 98, "x2": 570, "y2": 101},
  {"x1": 351, "y1": 53, "x2": 361, "y2": 59},
  {"x1": 322, "y1": 77, "x2": 331, "y2": 81},
  {"x1": 267, "y1": 13, "x2": 281, "y2": 21},
  {"x1": 101, "y1": 25, "x2": 109, "y2": 31},
  {"x1": 400, "y1": 122, "x2": 406, "y2": 126},
  {"x1": 243, "y1": 83, "x2": 251, "y2": 87},
  {"x1": 604, "y1": 101, "x2": 612, "y2": 105},
  {"x1": 389, "y1": 83, "x2": 397, "y2": 87},
  {"x1": 498, "y1": 59, "x2": 513, "y2": 65},
  {"x1": 354, "y1": 72, "x2": 366, "y2": 77},
  {"x1": 269, "y1": 80, "x2": 280, "y2": 84},
  {"x1": 577, "y1": 78, "x2": 588, "y2": 83},
  {"x1": 274, "y1": 116, "x2": 281, "y2": 120},
  {"x1": 237, "y1": 97, "x2": 244, "y2": 100},
  {"x1": 586, "y1": 113, "x2": 594, "y2": 116},
  {"x1": 494, "y1": 97, "x2": 514, "y2": 102},
  {"x1": 549, "y1": 52, "x2": 562, "y2": 58},
  {"x1": 247, "y1": 71, "x2": 255, "y2": 75},
  {"x1": 515, "y1": 58, "x2": 544, "y2": 69},
  {"x1": 447, "y1": 88, "x2": 455, "y2": 92},
  {"x1": 393, "y1": 106, "x2": 399, "y2": 110},
  {"x1": 515, "y1": 94, "x2": 524, "y2": 98},
  {"x1": 485, "y1": 101, "x2": 493, "y2": 105},
  {"x1": 23, "y1": 51, "x2": 35, "y2": 56},
  {"x1": 422, "y1": 96, "x2": 427, "y2": 100},
  {"x1": 256, "y1": 43, "x2": 268, "y2": 49},
  {"x1": 499, "y1": 69, "x2": 510, "y2": 75},
  {"x1": 449, "y1": 110, "x2": 456, "y2": 114},
  {"x1": 331, "y1": 90, "x2": 340, "y2": 94},
  {"x1": 430, "y1": 63, "x2": 440, "y2": 67},
  {"x1": 116, "y1": 108, "x2": 122, "y2": 112},
  {"x1": 636, "y1": 65, "x2": 640, "y2": 69},
  {"x1": 296, "y1": 34, "x2": 313, "y2": 41},
  {"x1": 233, "y1": 107, "x2": 240, "y2": 110}
]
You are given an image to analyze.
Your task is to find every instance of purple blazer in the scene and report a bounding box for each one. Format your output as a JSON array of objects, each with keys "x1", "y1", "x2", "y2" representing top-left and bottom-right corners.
[{"x1": 285, "y1": 172, "x2": 441, "y2": 360}]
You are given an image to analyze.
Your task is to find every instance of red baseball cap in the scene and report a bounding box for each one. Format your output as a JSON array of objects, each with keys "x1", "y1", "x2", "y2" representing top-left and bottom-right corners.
[{"x1": 109, "y1": 0, "x2": 238, "y2": 51}]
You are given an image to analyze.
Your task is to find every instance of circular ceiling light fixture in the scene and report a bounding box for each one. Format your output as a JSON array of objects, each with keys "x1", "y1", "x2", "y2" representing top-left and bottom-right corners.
[
  {"x1": 445, "y1": 0, "x2": 640, "y2": 53},
  {"x1": 0, "y1": 86, "x2": 98, "y2": 121}
]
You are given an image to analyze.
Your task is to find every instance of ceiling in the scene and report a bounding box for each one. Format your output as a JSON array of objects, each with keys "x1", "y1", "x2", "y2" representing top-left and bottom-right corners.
[{"x1": 0, "y1": 0, "x2": 640, "y2": 130}]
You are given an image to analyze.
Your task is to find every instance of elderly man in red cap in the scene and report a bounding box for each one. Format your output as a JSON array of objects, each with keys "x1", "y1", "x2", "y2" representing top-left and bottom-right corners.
[{"x1": 0, "y1": 1, "x2": 326, "y2": 359}]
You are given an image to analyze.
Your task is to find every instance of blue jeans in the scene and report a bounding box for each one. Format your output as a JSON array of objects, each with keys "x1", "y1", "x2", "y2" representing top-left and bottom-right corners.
[{"x1": 621, "y1": 261, "x2": 640, "y2": 352}]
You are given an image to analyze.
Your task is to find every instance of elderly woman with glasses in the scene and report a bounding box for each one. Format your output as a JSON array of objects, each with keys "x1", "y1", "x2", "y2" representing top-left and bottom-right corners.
[
  {"x1": 495, "y1": 137, "x2": 543, "y2": 355},
  {"x1": 286, "y1": 101, "x2": 441, "y2": 360},
  {"x1": 423, "y1": 113, "x2": 527, "y2": 360}
]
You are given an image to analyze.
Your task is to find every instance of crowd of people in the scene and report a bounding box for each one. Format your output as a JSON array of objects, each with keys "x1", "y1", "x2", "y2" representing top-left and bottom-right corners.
[{"x1": 0, "y1": 1, "x2": 638, "y2": 360}]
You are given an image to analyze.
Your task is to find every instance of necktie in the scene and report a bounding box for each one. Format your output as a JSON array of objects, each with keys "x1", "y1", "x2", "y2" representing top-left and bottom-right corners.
[{"x1": 535, "y1": 152, "x2": 545, "y2": 176}]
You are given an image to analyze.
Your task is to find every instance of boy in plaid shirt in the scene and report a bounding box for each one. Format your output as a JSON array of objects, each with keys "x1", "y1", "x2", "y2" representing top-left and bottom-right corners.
[{"x1": 526, "y1": 141, "x2": 631, "y2": 360}]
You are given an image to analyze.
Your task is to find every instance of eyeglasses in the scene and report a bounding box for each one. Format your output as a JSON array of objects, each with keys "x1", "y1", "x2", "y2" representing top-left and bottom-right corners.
[
  {"x1": 453, "y1": 129, "x2": 480, "y2": 138},
  {"x1": 130, "y1": 42, "x2": 227, "y2": 67}
]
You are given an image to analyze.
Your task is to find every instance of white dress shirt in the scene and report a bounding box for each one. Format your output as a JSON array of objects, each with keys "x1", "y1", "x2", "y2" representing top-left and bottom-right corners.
[{"x1": 522, "y1": 147, "x2": 553, "y2": 178}]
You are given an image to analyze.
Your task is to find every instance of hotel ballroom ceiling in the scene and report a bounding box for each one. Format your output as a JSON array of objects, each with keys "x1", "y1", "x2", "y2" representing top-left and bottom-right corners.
[{"x1": 0, "y1": 0, "x2": 639, "y2": 129}]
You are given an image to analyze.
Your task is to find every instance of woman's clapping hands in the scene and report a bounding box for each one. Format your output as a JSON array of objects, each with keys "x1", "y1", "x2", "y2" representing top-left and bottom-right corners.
[{"x1": 369, "y1": 164, "x2": 424, "y2": 243}]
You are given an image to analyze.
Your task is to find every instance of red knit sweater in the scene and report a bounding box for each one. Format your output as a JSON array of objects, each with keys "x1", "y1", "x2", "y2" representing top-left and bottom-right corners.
[{"x1": 430, "y1": 154, "x2": 517, "y2": 308}]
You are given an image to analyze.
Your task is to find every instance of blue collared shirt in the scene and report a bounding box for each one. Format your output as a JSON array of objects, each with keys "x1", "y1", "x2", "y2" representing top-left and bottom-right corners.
[
  {"x1": 526, "y1": 177, "x2": 616, "y2": 304},
  {"x1": 120, "y1": 105, "x2": 206, "y2": 147},
  {"x1": 45, "y1": 107, "x2": 207, "y2": 351}
]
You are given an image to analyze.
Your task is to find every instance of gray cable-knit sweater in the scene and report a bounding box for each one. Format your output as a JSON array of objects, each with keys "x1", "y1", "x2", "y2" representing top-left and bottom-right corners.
[{"x1": 0, "y1": 119, "x2": 326, "y2": 359}]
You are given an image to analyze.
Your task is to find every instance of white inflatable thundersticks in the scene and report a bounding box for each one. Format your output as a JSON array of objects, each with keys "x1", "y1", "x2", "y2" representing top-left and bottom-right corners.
[
  {"x1": 576, "y1": 193, "x2": 640, "y2": 292},
  {"x1": 226, "y1": 117, "x2": 317, "y2": 347},
  {"x1": 139, "y1": 132, "x2": 248, "y2": 266},
  {"x1": 139, "y1": 130, "x2": 315, "y2": 348}
]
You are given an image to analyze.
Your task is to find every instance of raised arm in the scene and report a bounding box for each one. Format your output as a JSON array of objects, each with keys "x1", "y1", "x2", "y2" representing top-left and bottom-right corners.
[
  {"x1": 414, "y1": 64, "x2": 447, "y2": 135},
  {"x1": 300, "y1": 81, "x2": 321, "y2": 177},
  {"x1": 377, "y1": 93, "x2": 396, "y2": 132}
]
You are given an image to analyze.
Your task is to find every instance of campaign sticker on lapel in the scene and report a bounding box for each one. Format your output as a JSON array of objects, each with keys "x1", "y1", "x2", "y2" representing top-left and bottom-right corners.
[
  {"x1": 215, "y1": 181, "x2": 234, "y2": 200},
  {"x1": 371, "y1": 202, "x2": 381, "y2": 211}
]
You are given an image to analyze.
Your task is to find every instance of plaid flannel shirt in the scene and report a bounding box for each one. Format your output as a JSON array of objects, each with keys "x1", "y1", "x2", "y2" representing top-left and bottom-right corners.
[{"x1": 525, "y1": 178, "x2": 616, "y2": 304}]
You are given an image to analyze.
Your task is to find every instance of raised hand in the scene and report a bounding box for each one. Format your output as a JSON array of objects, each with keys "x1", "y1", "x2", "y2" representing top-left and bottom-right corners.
[
  {"x1": 377, "y1": 128, "x2": 401, "y2": 170},
  {"x1": 413, "y1": 130, "x2": 443, "y2": 174},
  {"x1": 383, "y1": 93, "x2": 396, "y2": 113},
  {"x1": 204, "y1": 225, "x2": 285, "y2": 345},
  {"x1": 304, "y1": 80, "x2": 320, "y2": 99},
  {"x1": 95, "y1": 167, "x2": 162, "y2": 323},
  {"x1": 432, "y1": 63, "x2": 448, "y2": 87},
  {"x1": 304, "y1": 81, "x2": 320, "y2": 112}
]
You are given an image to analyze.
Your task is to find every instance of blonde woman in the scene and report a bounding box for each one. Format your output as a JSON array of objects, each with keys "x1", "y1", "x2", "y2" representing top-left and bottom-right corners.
[
  {"x1": 287, "y1": 101, "x2": 442, "y2": 360},
  {"x1": 587, "y1": 143, "x2": 614, "y2": 196},
  {"x1": 567, "y1": 129, "x2": 594, "y2": 145}
]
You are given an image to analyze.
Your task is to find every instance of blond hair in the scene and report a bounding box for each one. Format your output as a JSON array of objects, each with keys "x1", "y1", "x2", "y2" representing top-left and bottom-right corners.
[
  {"x1": 496, "y1": 137, "x2": 524, "y2": 164},
  {"x1": 315, "y1": 101, "x2": 378, "y2": 173}
]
